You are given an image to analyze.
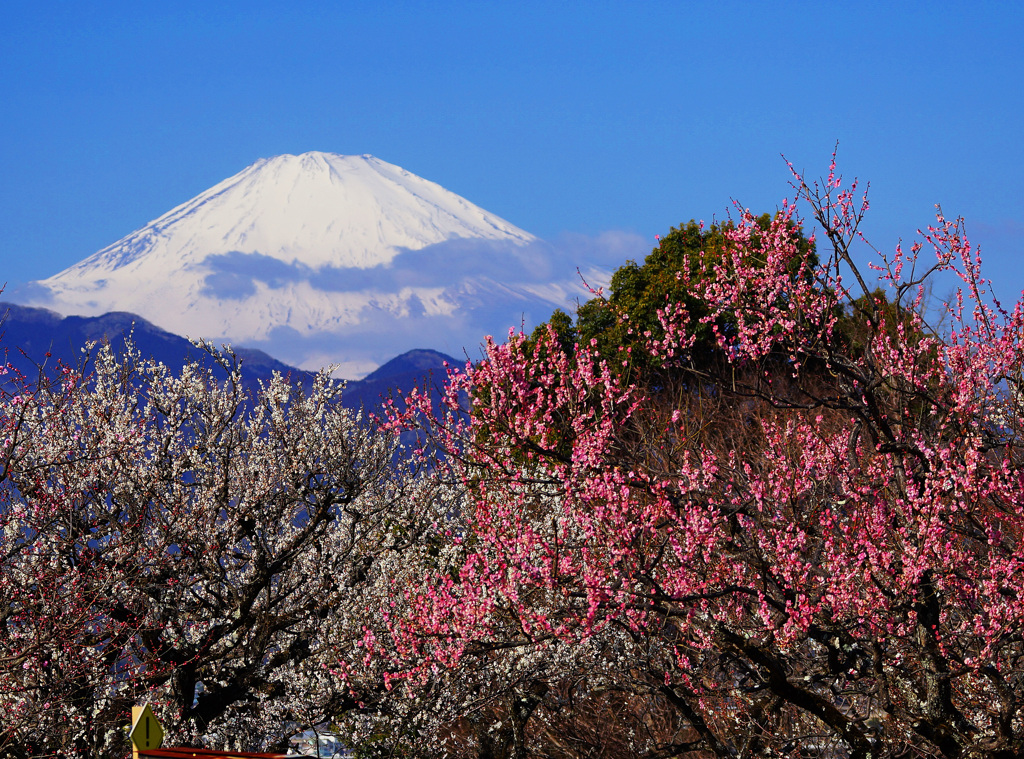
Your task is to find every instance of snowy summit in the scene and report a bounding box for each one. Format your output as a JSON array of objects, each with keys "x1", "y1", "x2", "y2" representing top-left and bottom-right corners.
[
  {"x1": 22, "y1": 152, "x2": 633, "y2": 376},
  {"x1": 53, "y1": 152, "x2": 534, "y2": 276}
]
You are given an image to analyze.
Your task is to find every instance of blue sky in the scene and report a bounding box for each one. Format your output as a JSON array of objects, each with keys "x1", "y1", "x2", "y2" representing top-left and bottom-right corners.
[{"x1": 2, "y1": 1, "x2": 1022, "y2": 303}]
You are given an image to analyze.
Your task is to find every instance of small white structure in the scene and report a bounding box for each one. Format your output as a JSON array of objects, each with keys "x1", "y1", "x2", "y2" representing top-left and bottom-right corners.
[{"x1": 287, "y1": 726, "x2": 349, "y2": 758}]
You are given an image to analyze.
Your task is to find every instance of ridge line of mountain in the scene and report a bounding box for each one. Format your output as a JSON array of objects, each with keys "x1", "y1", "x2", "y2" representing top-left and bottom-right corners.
[
  {"x1": 9, "y1": 151, "x2": 623, "y2": 377},
  {"x1": 0, "y1": 302, "x2": 459, "y2": 412}
]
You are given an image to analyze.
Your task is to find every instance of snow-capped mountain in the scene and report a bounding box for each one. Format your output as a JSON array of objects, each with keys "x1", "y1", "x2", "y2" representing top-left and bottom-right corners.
[{"x1": 21, "y1": 152, "x2": 642, "y2": 376}]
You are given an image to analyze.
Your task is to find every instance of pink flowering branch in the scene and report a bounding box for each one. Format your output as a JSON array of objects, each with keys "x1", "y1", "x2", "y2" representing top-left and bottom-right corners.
[{"x1": 362, "y1": 158, "x2": 1024, "y2": 757}]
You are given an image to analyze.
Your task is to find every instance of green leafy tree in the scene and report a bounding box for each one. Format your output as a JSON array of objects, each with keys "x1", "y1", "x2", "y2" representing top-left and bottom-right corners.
[{"x1": 535, "y1": 215, "x2": 818, "y2": 383}]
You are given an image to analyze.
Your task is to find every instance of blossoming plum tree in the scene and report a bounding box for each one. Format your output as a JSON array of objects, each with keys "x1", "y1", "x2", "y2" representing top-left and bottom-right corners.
[
  {"x1": 0, "y1": 342, "x2": 448, "y2": 757},
  {"x1": 3, "y1": 157, "x2": 1020, "y2": 759},
  {"x1": 372, "y1": 160, "x2": 1024, "y2": 758}
]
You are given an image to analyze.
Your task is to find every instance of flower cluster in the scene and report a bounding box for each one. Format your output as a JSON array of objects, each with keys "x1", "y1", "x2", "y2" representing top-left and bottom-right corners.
[{"x1": 367, "y1": 161, "x2": 1024, "y2": 758}]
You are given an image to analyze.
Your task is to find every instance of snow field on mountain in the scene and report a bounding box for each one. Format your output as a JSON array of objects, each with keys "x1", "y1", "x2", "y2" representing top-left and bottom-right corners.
[{"x1": 23, "y1": 152, "x2": 644, "y2": 375}]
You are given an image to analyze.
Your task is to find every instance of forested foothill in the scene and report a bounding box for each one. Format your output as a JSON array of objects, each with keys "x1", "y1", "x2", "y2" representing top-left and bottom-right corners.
[{"x1": 3, "y1": 159, "x2": 1023, "y2": 759}]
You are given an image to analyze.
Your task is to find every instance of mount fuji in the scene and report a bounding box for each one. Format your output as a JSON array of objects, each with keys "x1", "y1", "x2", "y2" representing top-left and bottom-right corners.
[{"x1": 20, "y1": 152, "x2": 641, "y2": 376}]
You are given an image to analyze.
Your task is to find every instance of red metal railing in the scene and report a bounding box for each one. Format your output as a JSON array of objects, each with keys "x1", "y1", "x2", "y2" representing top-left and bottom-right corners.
[{"x1": 138, "y1": 748, "x2": 288, "y2": 758}]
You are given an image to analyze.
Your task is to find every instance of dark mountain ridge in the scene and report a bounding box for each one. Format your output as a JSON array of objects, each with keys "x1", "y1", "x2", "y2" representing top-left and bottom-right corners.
[{"x1": 0, "y1": 303, "x2": 456, "y2": 412}]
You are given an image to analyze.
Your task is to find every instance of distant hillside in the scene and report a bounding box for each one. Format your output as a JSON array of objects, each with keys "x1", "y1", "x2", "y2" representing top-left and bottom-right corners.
[
  {"x1": 0, "y1": 303, "x2": 457, "y2": 413},
  {"x1": 0, "y1": 302, "x2": 307, "y2": 388},
  {"x1": 342, "y1": 349, "x2": 457, "y2": 413}
]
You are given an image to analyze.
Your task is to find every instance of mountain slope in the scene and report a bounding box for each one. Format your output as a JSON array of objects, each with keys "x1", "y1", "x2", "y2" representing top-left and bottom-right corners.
[
  {"x1": 0, "y1": 302, "x2": 456, "y2": 413},
  {"x1": 48, "y1": 152, "x2": 533, "y2": 278},
  {"x1": 19, "y1": 152, "x2": 630, "y2": 375},
  {"x1": 0, "y1": 302, "x2": 306, "y2": 388}
]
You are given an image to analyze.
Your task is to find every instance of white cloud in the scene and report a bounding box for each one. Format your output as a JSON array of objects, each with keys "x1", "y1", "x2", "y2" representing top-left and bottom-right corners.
[{"x1": 231, "y1": 230, "x2": 649, "y2": 377}]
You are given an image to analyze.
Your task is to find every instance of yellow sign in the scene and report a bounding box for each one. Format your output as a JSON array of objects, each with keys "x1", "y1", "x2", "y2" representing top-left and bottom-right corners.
[{"x1": 129, "y1": 704, "x2": 165, "y2": 751}]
